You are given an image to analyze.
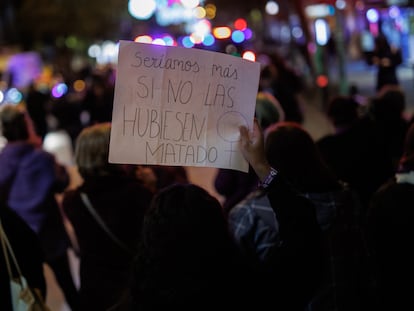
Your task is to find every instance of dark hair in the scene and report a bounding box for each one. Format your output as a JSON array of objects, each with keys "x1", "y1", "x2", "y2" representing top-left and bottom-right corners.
[
  {"x1": 264, "y1": 122, "x2": 340, "y2": 192},
  {"x1": 75, "y1": 122, "x2": 122, "y2": 179},
  {"x1": 0, "y1": 105, "x2": 29, "y2": 142},
  {"x1": 139, "y1": 183, "x2": 229, "y2": 258},
  {"x1": 134, "y1": 184, "x2": 238, "y2": 306},
  {"x1": 327, "y1": 96, "x2": 359, "y2": 128},
  {"x1": 372, "y1": 85, "x2": 405, "y2": 121}
]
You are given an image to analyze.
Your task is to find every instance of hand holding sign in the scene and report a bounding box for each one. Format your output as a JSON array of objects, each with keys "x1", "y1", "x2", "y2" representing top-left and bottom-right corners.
[{"x1": 109, "y1": 40, "x2": 260, "y2": 172}]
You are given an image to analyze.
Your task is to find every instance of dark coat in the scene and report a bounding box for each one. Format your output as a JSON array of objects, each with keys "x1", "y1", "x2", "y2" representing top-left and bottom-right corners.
[
  {"x1": 367, "y1": 176, "x2": 414, "y2": 310},
  {"x1": 62, "y1": 174, "x2": 152, "y2": 310}
]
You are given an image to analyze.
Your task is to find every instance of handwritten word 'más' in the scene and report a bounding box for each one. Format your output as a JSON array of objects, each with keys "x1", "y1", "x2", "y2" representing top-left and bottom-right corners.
[
  {"x1": 211, "y1": 64, "x2": 238, "y2": 80},
  {"x1": 122, "y1": 106, "x2": 206, "y2": 142},
  {"x1": 132, "y1": 52, "x2": 200, "y2": 73}
]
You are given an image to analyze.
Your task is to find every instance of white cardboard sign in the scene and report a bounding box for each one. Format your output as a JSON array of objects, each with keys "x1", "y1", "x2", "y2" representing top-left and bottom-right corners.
[{"x1": 109, "y1": 40, "x2": 260, "y2": 172}]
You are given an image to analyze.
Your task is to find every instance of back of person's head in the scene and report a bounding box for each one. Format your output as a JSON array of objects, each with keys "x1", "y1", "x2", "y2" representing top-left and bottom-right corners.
[
  {"x1": 75, "y1": 122, "x2": 120, "y2": 179},
  {"x1": 327, "y1": 95, "x2": 359, "y2": 128},
  {"x1": 372, "y1": 85, "x2": 405, "y2": 121},
  {"x1": 134, "y1": 183, "x2": 236, "y2": 307},
  {"x1": 0, "y1": 105, "x2": 29, "y2": 142},
  {"x1": 398, "y1": 122, "x2": 414, "y2": 172},
  {"x1": 141, "y1": 183, "x2": 229, "y2": 258},
  {"x1": 264, "y1": 122, "x2": 339, "y2": 191},
  {"x1": 255, "y1": 92, "x2": 285, "y2": 130}
]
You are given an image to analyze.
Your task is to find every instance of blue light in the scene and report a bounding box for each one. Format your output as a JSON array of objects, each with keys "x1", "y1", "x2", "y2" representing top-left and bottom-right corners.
[
  {"x1": 182, "y1": 36, "x2": 195, "y2": 48},
  {"x1": 231, "y1": 30, "x2": 245, "y2": 43},
  {"x1": 366, "y1": 8, "x2": 379, "y2": 23},
  {"x1": 6, "y1": 88, "x2": 23, "y2": 104},
  {"x1": 202, "y1": 34, "x2": 215, "y2": 46}
]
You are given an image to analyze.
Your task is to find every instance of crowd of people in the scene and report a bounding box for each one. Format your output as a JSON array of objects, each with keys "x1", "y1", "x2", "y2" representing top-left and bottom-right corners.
[{"x1": 0, "y1": 31, "x2": 412, "y2": 311}]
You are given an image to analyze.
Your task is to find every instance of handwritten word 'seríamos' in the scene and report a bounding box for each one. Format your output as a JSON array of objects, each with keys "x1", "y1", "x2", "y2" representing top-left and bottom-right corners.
[{"x1": 132, "y1": 52, "x2": 200, "y2": 73}]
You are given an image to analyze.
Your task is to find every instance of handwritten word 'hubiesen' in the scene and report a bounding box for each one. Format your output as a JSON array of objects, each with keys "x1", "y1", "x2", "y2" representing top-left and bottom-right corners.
[
  {"x1": 122, "y1": 106, "x2": 217, "y2": 164},
  {"x1": 122, "y1": 106, "x2": 206, "y2": 142}
]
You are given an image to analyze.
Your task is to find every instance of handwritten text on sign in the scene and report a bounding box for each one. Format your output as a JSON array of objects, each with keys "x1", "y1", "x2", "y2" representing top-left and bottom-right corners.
[{"x1": 109, "y1": 40, "x2": 260, "y2": 172}]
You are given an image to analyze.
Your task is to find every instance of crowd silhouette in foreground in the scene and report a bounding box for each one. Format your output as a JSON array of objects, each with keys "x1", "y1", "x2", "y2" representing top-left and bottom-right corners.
[{"x1": 1, "y1": 45, "x2": 413, "y2": 311}]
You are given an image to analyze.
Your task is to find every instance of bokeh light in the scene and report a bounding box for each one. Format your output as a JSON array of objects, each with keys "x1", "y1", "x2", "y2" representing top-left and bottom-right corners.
[
  {"x1": 134, "y1": 35, "x2": 153, "y2": 43},
  {"x1": 234, "y1": 18, "x2": 247, "y2": 31},
  {"x1": 316, "y1": 75, "x2": 329, "y2": 88},
  {"x1": 366, "y1": 8, "x2": 379, "y2": 23},
  {"x1": 128, "y1": 0, "x2": 157, "y2": 20},
  {"x1": 182, "y1": 36, "x2": 195, "y2": 48},
  {"x1": 231, "y1": 30, "x2": 245, "y2": 43},
  {"x1": 51, "y1": 83, "x2": 68, "y2": 98},
  {"x1": 73, "y1": 80, "x2": 86, "y2": 93},
  {"x1": 213, "y1": 27, "x2": 231, "y2": 39},
  {"x1": 265, "y1": 1, "x2": 279, "y2": 15},
  {"x1": 202, "y1": 34, "x2": 215, "y2": 46},
  {"x1": 242, "y1": 51, "x2": 256, "y2": 62}
]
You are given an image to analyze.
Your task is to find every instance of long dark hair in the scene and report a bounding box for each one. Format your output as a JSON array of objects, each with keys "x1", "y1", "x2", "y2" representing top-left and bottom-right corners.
[{"x1": 265, "y1": 122, "x2": 340, "y2": 192}]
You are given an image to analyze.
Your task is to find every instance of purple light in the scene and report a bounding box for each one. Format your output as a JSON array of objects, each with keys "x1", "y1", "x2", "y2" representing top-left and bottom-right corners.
[
  {"x1": 243, "y1": 28, "x2": 253, "y2": 40},
  {"x1": 52, "y1": 83, "x2": 68, "y2": 98}
]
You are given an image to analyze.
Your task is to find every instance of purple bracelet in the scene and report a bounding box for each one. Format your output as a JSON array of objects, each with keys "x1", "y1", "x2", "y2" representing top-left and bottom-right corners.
[{"x1": 259, "y1": 167, "x2": 278, "y2": 189}]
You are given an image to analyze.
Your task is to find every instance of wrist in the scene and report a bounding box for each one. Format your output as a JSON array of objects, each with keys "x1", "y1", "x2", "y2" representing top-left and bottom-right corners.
[{"x1": 258, "y1": 167, "x2": 278, "y2": 190}]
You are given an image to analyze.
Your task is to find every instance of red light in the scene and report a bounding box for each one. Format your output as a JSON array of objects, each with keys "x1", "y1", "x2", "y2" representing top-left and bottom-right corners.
[
  {"x1": 316, "y1": 75, "x2": 329, "y2": 88},
  {"x1": 234, "y1": 18, "x2": 247, "y2": 30}
]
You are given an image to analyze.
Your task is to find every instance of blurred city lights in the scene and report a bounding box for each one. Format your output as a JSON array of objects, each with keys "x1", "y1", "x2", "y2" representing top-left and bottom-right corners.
[
  {"x1": 202, "y1": 34, "x2": 215, "y2": 46},
  {"x1": 73, "y1": 80, "x2": 86, "y2": 93},
  {"x1": 213, "y1": 27, "x2": 231, "y2": 39},
  {"x1": 135, "y1": 35, "x2": 153, "y2": 43},
  {"x1": 335, "y1": 0, "x2": 346, "y2": 10},
  {"x1": 265, "y1": 1, "x2": 279, "y2": 15},
  {"x1": 242, "y1": 51, "x2": 256, "y2": 62},
  {"x1": 366, "y1": 8, "x2": 379, "y2": 23},
  {"x1": 152, "y1": 38, "x2": 167, "y2": 46},
  {"x1": 5, "y1": 88, "x2": 23, "y2": 104},
  {"x1": 128, "y1": 0, "x2": 156, "y2": 20},
  {"x1": 205, "y1": 4, "x2": 216, "y2": 19},
  {"x1": 193, "y1": 19, "x2": 211, "y2": 37},
  {"x1": 243, "y1": 28, "x2": 253, "y2": 40},
  {"x1": 162, "y1": 35, "x2": 176, "y2": 46},
  {"x1": 51, "y1": 83, "x2": 68, "y2": 98},
  {"x1": 389, "y1": 6, "x2": 400, "y2": 19},
  {"x1": 234, "y1": 18, "x2": 247, "y2": 31},
  {"x1": 88, "y1": 44, "x2": 101, "y2": 58},
  {"x1": 292, "y1": 26, "x2": 303, "y2": 39},
  {"x1": 182, "y1": 36, "x2": 195, "y2": 48},
  {"x1": 315, "y1": 19, "x2": 330, "y2": 46},
  {"x1": 0, "y1": 90, "x2": 4, "y2": 104},
  {"x1": 194, "y1": 6, "x2": 206, "y2": 19},
  {"x1": 316, "y1": 75, "x2": 329, "y2": 88},
  {"x1": 231, "y1": 30, "x2": 245, "y2": 43},
  {"x1": 190, "y1": 33, "x2": 204, "y2": 44},
  {"x1": 181, "y1": 0, "x2": 200, "y2": 9},
  {"x1": 306, "y1": 4, "x2": 335, "y2": 18}
]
